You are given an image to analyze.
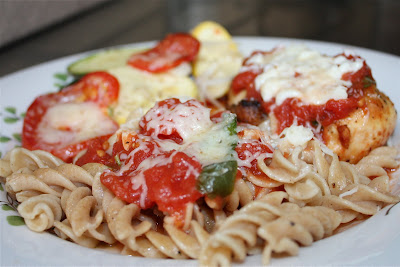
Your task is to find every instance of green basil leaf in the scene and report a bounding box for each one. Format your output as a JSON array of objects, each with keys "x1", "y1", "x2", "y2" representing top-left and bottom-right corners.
[
  {"x1": 197, "y1": 160, "x2": 237, "y2": 198},
  {"x1": 363, "y1": 76, "x2": 376, "y2": 88}
]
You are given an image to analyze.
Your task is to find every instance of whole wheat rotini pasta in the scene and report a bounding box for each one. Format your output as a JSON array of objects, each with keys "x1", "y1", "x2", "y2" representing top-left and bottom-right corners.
[
  {"x1": 17, "y1": 194, "x2": 62, "y2": 232},
  {"x1": 1, "y1": 135, "x2": 398, "y2": 266},
  {"x1": 199, "y1": 191, "x2": 342, "y2": 266},
  {"x1": 0, "y1": 147, "x2": 63, "y2": 178},
  {"x1": 258, "y1": 204, "x2": 341, "y2": 264},
  {"x1": 54, "y1": 219, "x2": 102, "y2": 248}
]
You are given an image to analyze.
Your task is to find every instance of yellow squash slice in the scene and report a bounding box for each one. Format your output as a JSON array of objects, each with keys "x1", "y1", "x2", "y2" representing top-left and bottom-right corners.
[{"x1": 191, "y1": 21, "x2": 243, "y2": 100}]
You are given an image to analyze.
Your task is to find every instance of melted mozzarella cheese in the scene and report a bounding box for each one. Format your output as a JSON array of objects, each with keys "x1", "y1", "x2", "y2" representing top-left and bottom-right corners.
[
  {"x1": 141, "y1": 99, "x2": 213, "y2": 142},
  {"x1": 120, "y1": 100, "x2": 238, "y2": 167},
  {"x1": 252, "y1": 45, "x2": 363, "y2": 105},
  {"x1": 280, "y1": 125, "x2": 314, "y2": 147},
  {"x1": 38, "y1": 102, "x2": 116, "y2": 146},
  {"x1": 182, "y1": 116, "x2": 238, "y2": 166}
]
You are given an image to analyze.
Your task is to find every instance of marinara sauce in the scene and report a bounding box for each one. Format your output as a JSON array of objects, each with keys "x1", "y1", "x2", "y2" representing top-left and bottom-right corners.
[
  {"x1": 231, "y1": 53, "x2": 373, "y2": 134},
  {"x1": 96, "y1": 99, "x2": 206, "y2": 226}
]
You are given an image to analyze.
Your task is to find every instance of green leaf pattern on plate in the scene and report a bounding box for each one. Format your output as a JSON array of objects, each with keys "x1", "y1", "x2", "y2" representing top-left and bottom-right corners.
[
  {"x1": 6, "y1": 216, "x2": 25, "y2": 226},
  {"x1": 54, "y1": 72, "x2": 69, "y2": 81},
  {"x1": 5, "y1": 107, "x2": 16, "y2": 114},
  {"x1": 1, "y1": 105, "x2": 25, "y2": 228},
  {"x1": 1, "y1": 185, "x2": 24, "y2": 226},
  {"x1": 1, "y1": 107, "x2": 23, "y2": 155},
  {"x1": 4, "y1": 117, "x2": 19, "y2": 123},
  {"x1": 0, "y1": 136, "x2": 11, "y2": 143},
  {"x1": 2, "y1": 204, "x2": 14, "y2": 211},
  {"x1": 54, "y1": 72, "x2": 74, "y2": 89},
  {"x1": 12, "y1": 133, "x2": 22, "y2": 142},
  {"x1": 2, "y1": 106, "x2": 25, "y2": 124}
]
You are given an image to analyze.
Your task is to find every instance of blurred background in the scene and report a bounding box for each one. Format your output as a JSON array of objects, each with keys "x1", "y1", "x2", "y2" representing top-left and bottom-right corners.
[{"x1": 0, "y1": 0, "x2": 399, "y2": 77}]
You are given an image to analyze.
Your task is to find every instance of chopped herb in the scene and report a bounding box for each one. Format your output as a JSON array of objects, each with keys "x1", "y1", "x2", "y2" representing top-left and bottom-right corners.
[
  {"x1": 221, "y1": 113, "x2": 238, "y2": 150},
  {"x1": 363, "y1": 76, "x2": 376, "y2": 88},
  {"x1": 0, "y1": 183, "x2": 3, "y2": 191},
  {"x1": 20, "y1": 112, "x2": 26, "y2": 118},
  {"x1": 224, "y1": 113, "x2": 237, "y2": 136}
]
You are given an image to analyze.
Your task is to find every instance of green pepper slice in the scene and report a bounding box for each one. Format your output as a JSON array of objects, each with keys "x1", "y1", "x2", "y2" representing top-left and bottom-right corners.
[{"x1": 197, "y1": 160, "x2": 237, "y2": 198}]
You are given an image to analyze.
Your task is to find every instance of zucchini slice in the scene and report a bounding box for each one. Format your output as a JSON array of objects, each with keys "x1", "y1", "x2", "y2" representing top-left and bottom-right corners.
[{"x1": 67, "y1": 47, "x2": 147, "y2": 75}]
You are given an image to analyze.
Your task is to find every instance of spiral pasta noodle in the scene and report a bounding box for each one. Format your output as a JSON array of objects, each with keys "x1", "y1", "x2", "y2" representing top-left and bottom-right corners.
[
  {"x1": 199, "y1": 191, "x2": 342, "y2": 266},
  {"x1": 258, "y1": 204, "x2": 341, "y2": 264},
  {"x1": 0, "y1": 138, "x2": 399, "y2": 266},
  {"x1": 258, "y1": 141, "x2": 400, "y2": 223},
  {"x1": 0, "y1": 147, "x2": 63, "y2": 178},
  {"x1": 17, "y1": 194, "x2": 62, "y2": 232}
]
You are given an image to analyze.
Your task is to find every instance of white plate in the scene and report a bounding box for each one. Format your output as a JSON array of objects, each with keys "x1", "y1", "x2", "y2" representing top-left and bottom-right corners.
[{"x1": 1, "y1": 37, "x2": 399, "y2": 266}]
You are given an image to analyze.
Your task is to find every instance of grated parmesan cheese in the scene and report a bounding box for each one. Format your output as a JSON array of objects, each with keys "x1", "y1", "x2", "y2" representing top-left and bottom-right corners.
[{"x1": 248, "y1": 44, "x2": 363, "y2": 105}]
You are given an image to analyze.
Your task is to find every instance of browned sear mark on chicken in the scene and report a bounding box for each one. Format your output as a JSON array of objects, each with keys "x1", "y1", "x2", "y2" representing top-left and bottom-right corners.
[
  {"x1": 230, "y1": 99, "x2": 266, "y2": 125},
  {"x1": 337, "y1": 124, "x2": 351, "y2": 149}
]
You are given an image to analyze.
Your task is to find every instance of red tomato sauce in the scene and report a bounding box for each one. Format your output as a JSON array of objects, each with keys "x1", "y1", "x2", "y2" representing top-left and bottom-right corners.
[
  {"x1": 231, "y1": 53, "x2": 373, "y2": 134},
  {"x1": 99, "y1": 134, "x2": 203, "y2": 223},
  {"x1": 95, "y1": 99, "x2": 208, "y2": 225},
  {"x1": 144, "y1": 151, "x2": 203, "y2": 216},
  {"x1": 72, "y1": 134, "x2": 117, "y2": 168},
  {"x1": 235, "y1": 140, "x2": 272, "y2": 178},
  {"x1": 234, "y1": 129, "x2": 276, "y2": 190}
]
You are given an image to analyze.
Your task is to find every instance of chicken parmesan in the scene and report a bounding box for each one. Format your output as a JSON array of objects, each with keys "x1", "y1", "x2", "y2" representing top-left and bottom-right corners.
[{"x1": 228, "y1": 44, "x2": 397, "y2": 163}]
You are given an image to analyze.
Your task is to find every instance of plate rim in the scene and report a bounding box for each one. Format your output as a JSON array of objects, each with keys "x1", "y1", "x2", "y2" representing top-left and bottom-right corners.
[{"x1": 1, "y1": 36, "x2": 399, "y2": 266}]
